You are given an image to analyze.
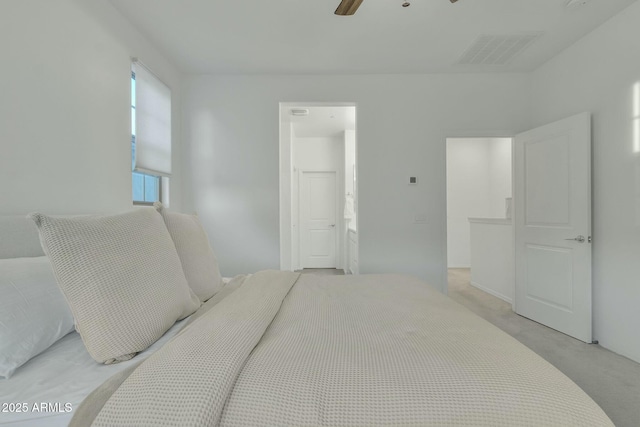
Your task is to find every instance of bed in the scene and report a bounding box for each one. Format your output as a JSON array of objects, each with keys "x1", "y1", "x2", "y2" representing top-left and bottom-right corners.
[{"x1": 0, "y1": 214, "x2": 613, "y2": 426}]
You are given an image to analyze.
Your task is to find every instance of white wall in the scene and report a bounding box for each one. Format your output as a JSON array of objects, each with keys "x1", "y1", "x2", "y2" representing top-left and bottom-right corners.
[
  {"x1": 488, "y1": 139, "x2": 513, "y2": 217},
  {"x1": 446, "y1": 138, "x2": 512, "y2": 268},
  {"x1": 182, "y1": 74, "x2": 529, "y2": 281},
  {"x1": 0, "y1": 0, "x2": 184, "y2": 216},
  {"x1": 293, "y1": 136, "x2": 342, "y2": 170},
  {"x1": 530, "y1": 0, "x2": 640, "y2": 363}
]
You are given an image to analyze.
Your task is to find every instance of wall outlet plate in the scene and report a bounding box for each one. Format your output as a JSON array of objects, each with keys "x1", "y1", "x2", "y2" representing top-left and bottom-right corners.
[
  {"x1": 414, "y1": 213, "x2": 428, "y2": 223},
  {"x1": 566, "y1": 0, "x2": 592, "y2": 8}
]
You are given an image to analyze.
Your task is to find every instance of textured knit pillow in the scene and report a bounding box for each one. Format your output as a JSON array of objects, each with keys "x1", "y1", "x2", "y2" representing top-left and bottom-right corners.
[
  {"x1": 154, "y1": 202, "x2": 223, "y2": 302},
  {"x1": 0, "y1": 257, "x2": 75, "y2": 379},
  {"x1": 28, "y1": 209, "x2": 200, "y2": 364}
]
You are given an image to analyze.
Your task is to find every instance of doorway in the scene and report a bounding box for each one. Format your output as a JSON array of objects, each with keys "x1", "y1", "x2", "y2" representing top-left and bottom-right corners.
[
  {"x1": 445, "y1": 137, "x2": 514, "y2": 303},
  {"x1": 445, "y1": 113, "x2": 592, "y2": 343},
  {"x1": 279, "y1": 103, "x2": 358, "y2": 273}
]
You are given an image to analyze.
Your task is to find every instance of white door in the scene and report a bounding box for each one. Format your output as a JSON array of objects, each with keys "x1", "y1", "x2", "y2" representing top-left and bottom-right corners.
[
  {"x1": 300, "y1": 171, "x2": 337, "y2": 268},
  {"x1": 514, "y1": 112, "x2": 592, "y2": 343}
]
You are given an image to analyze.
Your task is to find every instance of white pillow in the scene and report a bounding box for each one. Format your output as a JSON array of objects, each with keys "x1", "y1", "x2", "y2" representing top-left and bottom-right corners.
[
  {"x1": 29, "y1": 208, "x2": 201, "y2": 364},
  {"x1": 0, "y1": 257, "x2": 75, "y2": 379},
  {"x1": 154, "y1": 203, "x2": 224, "y2": 302}
]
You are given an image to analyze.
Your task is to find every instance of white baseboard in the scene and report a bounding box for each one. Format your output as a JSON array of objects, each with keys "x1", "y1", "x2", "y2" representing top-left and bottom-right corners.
[{"x1": 470, "y1": 281, "x2": 513, "y2": 304}]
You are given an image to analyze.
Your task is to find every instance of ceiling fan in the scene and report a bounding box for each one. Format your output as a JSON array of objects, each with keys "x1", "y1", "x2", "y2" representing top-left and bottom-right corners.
[{"x1": 335, "y1": 0, "x2": 458, "y2": 16}]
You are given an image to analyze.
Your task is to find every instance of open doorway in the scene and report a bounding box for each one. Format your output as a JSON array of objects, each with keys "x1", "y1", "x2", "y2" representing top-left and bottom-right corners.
[
  {"x1": 279, "y1": 103, "x2": 358, "y2": 274},
  {"x1": 446, "y1": 137, "x2": 514, "y2": 304}
]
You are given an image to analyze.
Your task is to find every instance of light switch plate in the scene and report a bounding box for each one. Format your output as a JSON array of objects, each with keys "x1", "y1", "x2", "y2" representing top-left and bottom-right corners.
[{"x1": 414, "y1": 213, "x2": 427, "y2": 223}]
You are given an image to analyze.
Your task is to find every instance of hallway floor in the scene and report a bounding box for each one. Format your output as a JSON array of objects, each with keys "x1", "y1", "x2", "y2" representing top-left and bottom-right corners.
[{"x1": 296, "y1": 268, "x2": 345, "y2": 275}]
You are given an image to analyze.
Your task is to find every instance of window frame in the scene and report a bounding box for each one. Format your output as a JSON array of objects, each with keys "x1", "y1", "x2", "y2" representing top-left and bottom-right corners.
[
  {"x1": 132, "y1": 172, "x2": 163, "y2": 207},
  {"x1": 131, "y1": 70, "x2": 163, "y2": 205}
]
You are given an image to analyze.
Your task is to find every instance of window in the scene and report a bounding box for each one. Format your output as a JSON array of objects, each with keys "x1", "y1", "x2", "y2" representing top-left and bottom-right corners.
[
  {"x1": 131, "y1": 71, "x2": 161, "y2": 204},
  {"x1": 634, "y1": 82, "x2": 640, "y2": 153},
  {"x1": 131, "y1": 61, "x2": 172, "y2": 204}
]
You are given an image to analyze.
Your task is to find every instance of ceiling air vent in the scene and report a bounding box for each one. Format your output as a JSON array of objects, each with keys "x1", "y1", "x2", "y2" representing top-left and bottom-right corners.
[
  {"x1": 291, "y1": 109, "x2": 309, "y2": 116},
  {"x1": 457, "y1": 33, "x2": 542, "y2": 66}
]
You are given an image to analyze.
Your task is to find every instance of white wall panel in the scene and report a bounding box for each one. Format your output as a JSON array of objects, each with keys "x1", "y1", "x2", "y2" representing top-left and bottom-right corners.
[
  {"x1": 530, "y1": 1, "x2": 640, "y2": 362},
  {"x1": 182, "y1": 74, "x2": 529, "y2": 285},
  {"x1": 0, "y1": 0, "x2": 184, "y2": 215}
]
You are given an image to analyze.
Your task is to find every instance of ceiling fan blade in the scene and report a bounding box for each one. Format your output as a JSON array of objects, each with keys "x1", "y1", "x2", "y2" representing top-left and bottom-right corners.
[{"x1": 335, "y1": 0, "x2": 364, "y2": 16}]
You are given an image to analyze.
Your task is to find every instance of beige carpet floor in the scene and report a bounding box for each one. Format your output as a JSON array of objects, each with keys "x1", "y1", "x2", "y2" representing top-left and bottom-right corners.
[{"x1": 448, "y1": 268, "x2": 640, "y2": 427}]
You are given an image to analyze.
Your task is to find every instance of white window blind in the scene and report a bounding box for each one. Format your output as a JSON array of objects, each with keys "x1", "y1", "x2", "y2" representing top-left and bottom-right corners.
[{"x1": 133, "y1": 61, "x2": 172, "y2": 177}]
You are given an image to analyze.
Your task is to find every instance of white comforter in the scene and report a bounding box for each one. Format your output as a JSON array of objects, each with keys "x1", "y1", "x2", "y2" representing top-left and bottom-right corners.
[{"x1": 77, "y1": 271, "x2": 613, "y2": 426}]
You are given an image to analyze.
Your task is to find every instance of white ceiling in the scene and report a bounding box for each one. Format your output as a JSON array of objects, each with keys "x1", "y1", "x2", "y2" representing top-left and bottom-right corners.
[
  {"x1": 287, "y1": 106, "x2": 357, "y2": 138},
  {"x1": 109, "y1": 0, "x2": 636, "y2": 74}
]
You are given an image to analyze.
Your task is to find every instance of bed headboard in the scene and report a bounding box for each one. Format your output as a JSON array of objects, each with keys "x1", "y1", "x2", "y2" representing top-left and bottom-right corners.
[{"x1": 0, "y1": 216, "x2": 45, "y2": 259}]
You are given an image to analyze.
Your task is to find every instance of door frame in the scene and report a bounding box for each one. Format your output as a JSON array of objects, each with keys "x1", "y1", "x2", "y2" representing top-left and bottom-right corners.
[
  {"x1": 444, "y1": 117, "x2": 592, "y2": 334},
  {"x1": 443, "y1": 130, "x2": 516, "y2": 305},
  {"x1": 298, "y1": 170, "x2": 340, "y2": 269},
  {"x1": 279, "y1": 101, "x2": 358, "y2": 272}
]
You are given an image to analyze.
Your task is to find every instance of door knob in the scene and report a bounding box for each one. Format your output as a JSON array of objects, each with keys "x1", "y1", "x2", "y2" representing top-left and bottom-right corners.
[
  {"x1": 565, "y1": 235, "x2": 585, "y2": 243},
  {"x1": 329, "y1": 224, "x2": 336, "y2": 228}
]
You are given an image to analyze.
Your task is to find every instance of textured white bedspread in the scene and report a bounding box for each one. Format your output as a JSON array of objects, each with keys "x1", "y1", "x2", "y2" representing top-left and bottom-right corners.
[{"x1": 79, "y1": 272, "x2": 613, "y2": 426}]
